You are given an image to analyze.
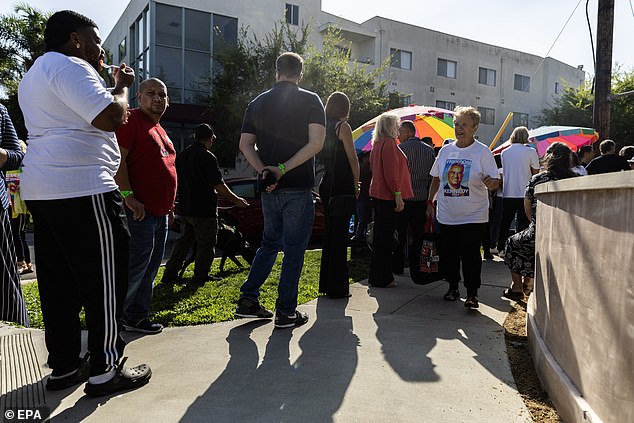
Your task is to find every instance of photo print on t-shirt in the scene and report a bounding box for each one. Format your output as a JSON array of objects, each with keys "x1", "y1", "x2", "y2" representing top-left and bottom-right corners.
[{"x1": 442, "y1": 159, "x2": 471, "y2": 197}]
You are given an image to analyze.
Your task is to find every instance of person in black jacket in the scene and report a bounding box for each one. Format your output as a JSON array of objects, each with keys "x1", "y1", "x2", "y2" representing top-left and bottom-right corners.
[{"x1": 586, "y1": 139, "x2": 630, "y2": 174}]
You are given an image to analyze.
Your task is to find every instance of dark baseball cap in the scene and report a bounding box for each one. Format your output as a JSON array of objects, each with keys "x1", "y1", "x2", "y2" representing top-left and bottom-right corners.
[{"x1": 194, "y1": 123, "x2": 215, "y2": 140}]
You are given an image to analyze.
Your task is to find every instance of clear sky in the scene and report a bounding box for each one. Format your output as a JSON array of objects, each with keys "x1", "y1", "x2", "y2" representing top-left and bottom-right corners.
[{"x1": 2, "y1": 0, "x2": 633, "y2": 78}]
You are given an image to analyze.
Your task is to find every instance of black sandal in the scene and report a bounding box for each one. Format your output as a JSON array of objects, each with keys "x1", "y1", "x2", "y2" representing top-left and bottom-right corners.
[{"x1": 464, "y1": 296, "x2": 479, "y2": 309}]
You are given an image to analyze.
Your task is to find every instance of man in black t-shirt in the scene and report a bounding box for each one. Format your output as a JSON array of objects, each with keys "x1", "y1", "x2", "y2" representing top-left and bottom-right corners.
[
  {"x1": 162, "y1": 124, "x2": 248, "y2": 285},
  {"x1": 235, "y1": 52, "x2": 326, "y2": 329},
  {"x1": 586, "y1": 139, "x2": 630, "y2": 175}
]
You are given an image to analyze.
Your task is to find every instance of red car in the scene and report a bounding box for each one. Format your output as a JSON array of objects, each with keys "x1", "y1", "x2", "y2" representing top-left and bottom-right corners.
[{"x1": 217, "y1": 177, "x2": 326, "y2": 245}]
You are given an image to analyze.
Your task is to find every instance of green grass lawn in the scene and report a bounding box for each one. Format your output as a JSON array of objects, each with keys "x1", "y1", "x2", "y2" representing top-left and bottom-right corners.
[{"x1": 22, "y1": 248, "x2": 372, "y2": 329}]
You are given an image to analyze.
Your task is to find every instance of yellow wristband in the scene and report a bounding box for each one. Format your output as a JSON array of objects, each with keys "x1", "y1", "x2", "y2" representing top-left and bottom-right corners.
[
  {"x1": 394, "y1": 191, "x2": 401, "y2": 196},
  {"x1": 120, "y1": 190, "x2": 133, "y2": 198},
  {"x1": 278, "y1": 163, "x2": 286, "y2": 174}
]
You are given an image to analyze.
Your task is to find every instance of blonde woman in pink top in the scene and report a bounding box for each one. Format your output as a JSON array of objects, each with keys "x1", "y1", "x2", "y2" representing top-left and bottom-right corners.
[{"x1": 368, "y1": 112, "x2": 413, "y2": 287}]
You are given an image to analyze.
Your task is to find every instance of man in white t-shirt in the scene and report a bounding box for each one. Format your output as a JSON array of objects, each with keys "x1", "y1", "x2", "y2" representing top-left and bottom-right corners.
[
  {"x1": 496, "y1": 127, "x2": 539, "y2": 253},
  {"x1": 18, "y1": 10, "x2": 151, "y2": 397}
]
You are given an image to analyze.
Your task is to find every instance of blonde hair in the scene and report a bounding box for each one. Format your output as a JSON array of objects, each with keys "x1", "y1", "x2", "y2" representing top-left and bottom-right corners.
[
  {"x1": 453, "y1": 106, "x2": 480, "y2": 127},
  {"x1": 372, "y1": 112, "x2": 400, "y2": 144},
  {"x1": 510, "y1": 126, "x2": 529, "y2": 144}
]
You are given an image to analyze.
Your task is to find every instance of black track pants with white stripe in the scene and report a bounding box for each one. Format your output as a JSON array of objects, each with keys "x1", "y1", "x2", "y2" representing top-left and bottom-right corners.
[
  {"x1": 27, "y1": 191, "x2": 129, "y2": 376},
  {"x1": 0, "y1": 207, "x2": 29, "y2": 326}
]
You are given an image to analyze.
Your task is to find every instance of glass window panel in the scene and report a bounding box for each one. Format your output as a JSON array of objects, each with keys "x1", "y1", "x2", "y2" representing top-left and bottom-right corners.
[
  {"x1": 436, "y1": 100, "x2": 456, "y2": 111},
  {"x1": 213, "y1": 15, "x2": 238, "y2": 53},
  {"x1": 401, "y1": 51, "x2": 412, "y2": 70},
  {"x1": 514, "y1": 74, "x2": 530, "y2": 92},
  {"x1": 186, "y1": 9, "x2": 211, "y2": 51},
  {"x1": 437, "y1": 59, "x2": 446, "y2": 76},
  {"x1": 137, "y1": 13, "x2": 144, "y2": 56},
  {"x1": 390, "y1": 48, "x2": 400, "y2": 68},
  {"x1": 156, "y1": 3, "x2": 182, "y2": 47},
  {"x1": 477, "y1": 107, "x2": 495, "y2": 125},
  {"x1": 118, "y1": 38, "x2": 126, "y2": 63},
  {"x1": 155, "y1": 46, "x2": 182, "y2": 89},
  {"x1": 184, "y1": 50, "x2": 210, "y2": 91},
  {"x1": 513, "y1": 113, "x2": 529, "y2": 127},
  {"x1": 145, "y1": 9, "x2": 150, "y2": 50},
  {"x1": 447, "y1": 61, "x2": 456, "y2": 78}
]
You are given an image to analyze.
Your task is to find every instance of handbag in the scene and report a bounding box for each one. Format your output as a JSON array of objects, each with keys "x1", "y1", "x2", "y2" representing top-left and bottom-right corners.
[
  {"x1": 410, "y1": 218, "x2": 443, "y2": 285},
  {"x1": 325, "y1": 121, "x2": 355, "y2": 217}
]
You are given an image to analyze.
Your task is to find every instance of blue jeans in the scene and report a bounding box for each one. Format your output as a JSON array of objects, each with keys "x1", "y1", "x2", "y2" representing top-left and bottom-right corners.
[
  {"x1": 124, "y1": 211, "x2": 168, "y2": 322},
  {"x1": 240, "y1": 189, "x2": 314, "y2": 316}
]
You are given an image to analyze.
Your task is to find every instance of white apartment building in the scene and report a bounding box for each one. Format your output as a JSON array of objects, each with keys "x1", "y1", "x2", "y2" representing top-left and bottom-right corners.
[{"x1": 104, "y1": 0, "x2": 585, "y2": 152}]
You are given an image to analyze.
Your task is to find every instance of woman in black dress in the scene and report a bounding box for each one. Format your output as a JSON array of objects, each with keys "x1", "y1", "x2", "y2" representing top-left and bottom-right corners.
[{"x1": 319, "y1": 92, "x2": 360, "y2": 298}]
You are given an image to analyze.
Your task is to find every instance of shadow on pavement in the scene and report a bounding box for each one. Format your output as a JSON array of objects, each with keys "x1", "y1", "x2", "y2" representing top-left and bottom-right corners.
[{"x1": 181, "y1": 297, "x2": 358, "y2": 422}]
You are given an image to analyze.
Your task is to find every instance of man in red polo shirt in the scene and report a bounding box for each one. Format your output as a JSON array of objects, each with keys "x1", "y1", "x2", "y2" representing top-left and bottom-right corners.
[{"x1": 115, "y1": 77, "x2": 176, "y2": 334}]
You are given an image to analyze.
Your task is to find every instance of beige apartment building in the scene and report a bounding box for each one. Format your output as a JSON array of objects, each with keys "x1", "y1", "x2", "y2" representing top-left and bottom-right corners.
[{"x1": 103, "y1": 0, "x2": 585, "y2": 152}]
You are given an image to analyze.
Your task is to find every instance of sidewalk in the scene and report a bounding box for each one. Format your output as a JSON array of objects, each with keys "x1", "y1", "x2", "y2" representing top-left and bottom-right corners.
[{"x1": 2, "y1": 258, "x2": 530, "y2": 422}]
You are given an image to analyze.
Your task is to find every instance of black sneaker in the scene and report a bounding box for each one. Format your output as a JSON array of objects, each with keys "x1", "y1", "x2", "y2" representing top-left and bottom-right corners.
[
  {"x1": 122, "y1": 318, "x2": 163, "y2": 334},
  {"x1": 443, "y1": 289, "x2": 460, "y2": 301},
  {"x1": 274, "y1": 311, "x2": 309, "y2": 329},
  {"x1": 84, "y1": 357, "x2": 151, "y2": 397},
  {"x1": 46, "y1": 353, "x2": 90, "y2": 391},
  {"x1": 235, "y1": 298, "x2": 273, "y2": 319},
  {"x1": 464, "y1": 296, "x2": 479, "y2": 309}
]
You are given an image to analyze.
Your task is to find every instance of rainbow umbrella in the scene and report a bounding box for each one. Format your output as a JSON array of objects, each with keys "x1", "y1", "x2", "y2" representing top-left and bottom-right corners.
[
  {"x1": 492, "y1": 126, "x2": 599, "y2": 157},
  {"x1": 352, "y1": 105, "x2": 455, "y2": 152},
  {"x1": 529, "y1": 126, "x2": 599, "y2": 157}
]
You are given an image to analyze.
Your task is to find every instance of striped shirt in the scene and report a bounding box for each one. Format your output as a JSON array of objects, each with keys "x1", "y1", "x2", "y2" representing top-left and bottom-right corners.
[
  {"x1": 0, "y1": 104, "x2": 24, "y2": 211},
  {"x1": 398, "y1": 137, "x2": 435, "y2": 201}
]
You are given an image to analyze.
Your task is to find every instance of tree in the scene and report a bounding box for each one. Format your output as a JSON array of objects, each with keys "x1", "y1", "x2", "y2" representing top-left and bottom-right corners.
[
  {"x1": 204, "y1": 22, "x2": 310, "y2": 166},
  {"x1": 0, "y1": 3, "x2": 50, "y2": 139},
  {"x1": 537, "y1": 67, "x2": 634, "y2": 146},
  {"x1": 301, "y1": 25, "x2": 397, "y2": 130},
  {"x1": 206, "y1": 22, "x2": 399, "y2": 166}
]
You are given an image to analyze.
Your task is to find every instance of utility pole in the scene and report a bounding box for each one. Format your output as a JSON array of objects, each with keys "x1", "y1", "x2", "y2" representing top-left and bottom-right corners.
[{"x1": 593, "y1": 0, "x2": 614, "y2": 149}]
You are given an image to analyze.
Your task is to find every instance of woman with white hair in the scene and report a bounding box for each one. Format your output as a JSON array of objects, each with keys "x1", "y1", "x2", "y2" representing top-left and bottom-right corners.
[
  {"x1": 427, "y1": 106, "x2": 499, "y2": 309},
  {"x1": 368, "y1": 112, "x2": 413, "y2": 287}
]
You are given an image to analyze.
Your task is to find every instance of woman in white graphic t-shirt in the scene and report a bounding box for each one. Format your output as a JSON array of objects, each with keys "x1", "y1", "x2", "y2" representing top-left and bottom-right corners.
[{"x1": 426, "y1": 106, "x2": 499, "y2": 309}]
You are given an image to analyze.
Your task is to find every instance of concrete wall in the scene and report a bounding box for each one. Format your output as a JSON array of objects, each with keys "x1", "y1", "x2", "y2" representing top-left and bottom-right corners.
[{"x1": 528, "y1": 171, "x2": 634, "y2": 423}]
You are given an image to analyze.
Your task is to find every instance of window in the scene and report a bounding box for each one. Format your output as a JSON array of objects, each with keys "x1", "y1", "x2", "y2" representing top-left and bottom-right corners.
[
  {"x1": 514, "y1": 74, "x2": 530, "y2": 92},
  {"x1": 478, "y1": 67, "x2": 496, "y2": 86},
  {"x1": 390, "y1": 48, "x2": 412, "y2": 70},
  {"x1": 118, "y1": 38, "x2": 126, "y2": 63},
  {"x1": 185, "y1": 9, "x2": 210, "y2": 51},
  {"x1": 285, "y1": 4, "x2": 299, "y2": 25},
  {"x1": 437, "y1": 59, "x2": 457, "y2": 78},
  {"x1": 478, "y1": 107, "x2": 495, "y2": 125},
  {"x1": 554, "y1": 81, "x2": 560, "y2": 94},
  {"x1": 156, "y1": 4, "x2": 182, "y2": 48},
  {"x1": 155, "y1": 46, "x2": 183, "y2": 100},
  {"x1": 436, "y1": 100, "x2": 456, "y2": 111},
  {"x1": 399, "y1": 95, "x2": 412, "y2": 106},
  {"x1": 513, "y1": 112, "x2": 529, "y2": 128},
  {"x1": 213, "y1": 15, "x2": 238, "y2": 53},
  {"x1": 129, "y1": 7, "x2": 151, "y2": 103}
]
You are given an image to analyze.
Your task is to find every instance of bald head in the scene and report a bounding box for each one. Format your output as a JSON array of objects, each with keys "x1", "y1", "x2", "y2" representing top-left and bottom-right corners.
[{"x1": 137, "y1": 78, "x2": 168, "y2": 122}]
